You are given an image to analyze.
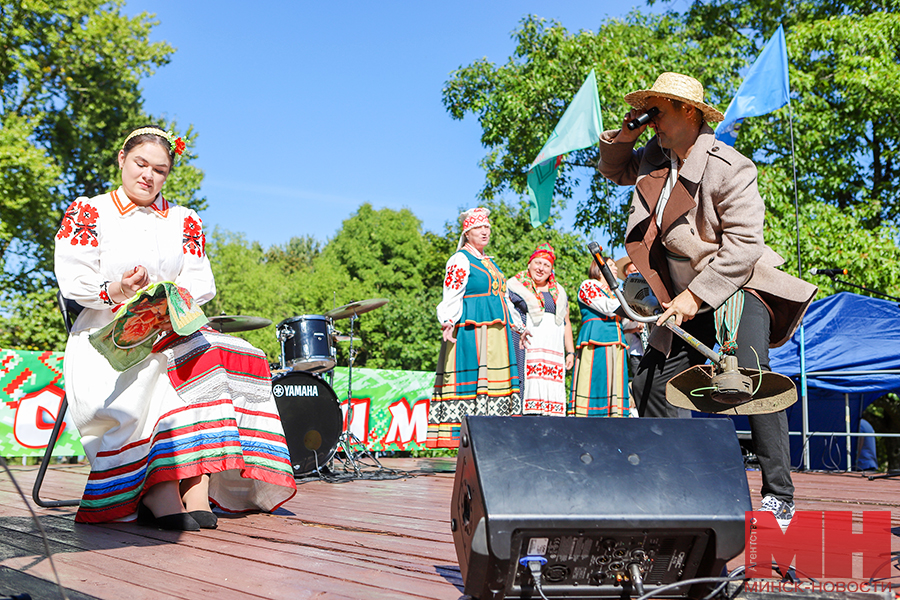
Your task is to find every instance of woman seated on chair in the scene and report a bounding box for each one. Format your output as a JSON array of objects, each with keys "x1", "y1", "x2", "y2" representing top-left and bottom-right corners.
[{"x1": 54, "y1": 126, "x2": 297, "y2": 531}]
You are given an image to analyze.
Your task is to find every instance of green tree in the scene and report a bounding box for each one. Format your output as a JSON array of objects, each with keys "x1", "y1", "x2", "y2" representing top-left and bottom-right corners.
[
  {"x1": 0, "y1": 1, "x2": 206, "y2": 350},
  {"x1": 205, "y1": 229, "x2": 309, "y2": 360},
  {"x1": 671, "y1": 0, "x2": 900, "y2": 298},
  {"x1": 443, "y1": 6, "x2": 900, "y2": 301},
  {"x1": 0, "y1": 288, "x2": 68, "y2": 351},
  {"x1": 443, "y1": 13, "x2": 743, "y2": 246},
  {"x1": 309, "y1": 204, "x2": 433, "y2": 370}
]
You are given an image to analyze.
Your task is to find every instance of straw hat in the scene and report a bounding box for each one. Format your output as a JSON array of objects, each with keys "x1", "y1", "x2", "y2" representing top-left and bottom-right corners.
[
  {"x1": 624, "y1": 72, "x2": 724, "y2": 123},
  {"x1": 615, "y1": 256, "x2": 634, "y2": 281}
]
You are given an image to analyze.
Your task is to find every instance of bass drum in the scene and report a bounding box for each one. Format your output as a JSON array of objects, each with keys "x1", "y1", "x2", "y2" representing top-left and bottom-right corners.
[{"x1": 271, "y1": 371, "x2": 342, "y2": 475}]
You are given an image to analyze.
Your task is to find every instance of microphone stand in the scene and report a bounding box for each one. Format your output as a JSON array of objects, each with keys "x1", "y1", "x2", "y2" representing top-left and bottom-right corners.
[{"x1": 827, "y1": 275, "x2": 900, "y2": 305}]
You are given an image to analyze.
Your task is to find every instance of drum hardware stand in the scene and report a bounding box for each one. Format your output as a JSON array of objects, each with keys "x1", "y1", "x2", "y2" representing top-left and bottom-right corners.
[
  {"x1": 330, "y1": 312, "x2": 389, "y2": 478},
  {"x1": 276, "y1": 324, "x2": 294, "y2": 371}
]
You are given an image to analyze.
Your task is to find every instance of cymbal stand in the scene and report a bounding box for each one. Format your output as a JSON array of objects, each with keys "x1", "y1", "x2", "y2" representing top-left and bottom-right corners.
[{"x1": 332, "y1": 312, "x2": 386, "y2": 476}]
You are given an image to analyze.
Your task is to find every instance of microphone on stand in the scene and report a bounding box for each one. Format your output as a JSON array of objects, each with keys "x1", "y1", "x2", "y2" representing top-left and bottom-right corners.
[{"x1": 808, "y1": 267, "x2": 849, "y2": 277}]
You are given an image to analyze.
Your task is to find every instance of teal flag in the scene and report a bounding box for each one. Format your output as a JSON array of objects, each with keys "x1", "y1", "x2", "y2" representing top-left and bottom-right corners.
[{"x1": 526, "y1": 69, "x2": 603, "y2": 227}]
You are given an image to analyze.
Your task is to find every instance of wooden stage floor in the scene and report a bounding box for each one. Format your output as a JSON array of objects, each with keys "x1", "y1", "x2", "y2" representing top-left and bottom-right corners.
[{"x1": 0, "y1": 458, "x2": 897, "y2": 600}]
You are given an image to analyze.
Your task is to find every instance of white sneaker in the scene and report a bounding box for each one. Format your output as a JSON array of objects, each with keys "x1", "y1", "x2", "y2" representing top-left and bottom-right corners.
[{"x1": 760, "y1": 495, "x2": 795, "y2": 530}]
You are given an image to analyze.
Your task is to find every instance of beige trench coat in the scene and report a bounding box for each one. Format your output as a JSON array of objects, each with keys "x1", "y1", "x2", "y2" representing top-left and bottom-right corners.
[{"x1": 598, "y1": 124, "x2": 816, "y2": 354}]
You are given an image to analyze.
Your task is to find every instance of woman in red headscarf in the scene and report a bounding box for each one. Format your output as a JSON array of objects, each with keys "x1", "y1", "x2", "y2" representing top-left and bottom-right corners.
[{"x1": 508, "y1": 243, "x2": 574, "y2": 416}]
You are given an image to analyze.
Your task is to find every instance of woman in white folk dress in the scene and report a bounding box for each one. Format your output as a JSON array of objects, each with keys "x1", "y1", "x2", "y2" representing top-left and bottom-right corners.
[
  {"x1": 54, "y1": 126, "x2": 297, "y2": 531},
  {"x1": 508, "y1": 243, "x2": 575, "y2": 416}
]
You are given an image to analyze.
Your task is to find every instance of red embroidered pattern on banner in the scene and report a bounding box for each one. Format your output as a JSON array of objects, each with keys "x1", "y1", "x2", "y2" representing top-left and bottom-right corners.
[
  {"x1": 57, "y1": 201, "x2": 99, "y2": 246},
  {"x1": 183, "y1": 216, "x2": 204, "y2": 257},
  {"x1": 444, "y1": 264, "x2": 467, "y2": 290}
]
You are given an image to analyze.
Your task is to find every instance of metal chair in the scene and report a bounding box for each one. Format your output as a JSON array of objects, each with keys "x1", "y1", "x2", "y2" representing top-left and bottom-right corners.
[{"x1": 31, "y1": 291, "x2": 83, "y2": 507}]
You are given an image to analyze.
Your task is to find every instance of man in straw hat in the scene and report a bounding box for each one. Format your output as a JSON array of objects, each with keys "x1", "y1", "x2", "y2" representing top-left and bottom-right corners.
[{"x1": 597, "y1": 72, "x2": 817, "y2": 528}]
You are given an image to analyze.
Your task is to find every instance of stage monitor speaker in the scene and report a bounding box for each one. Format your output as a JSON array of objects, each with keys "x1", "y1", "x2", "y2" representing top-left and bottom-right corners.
[{"x1": 450, "y1": 416, "x2": 751, "y2": 600}]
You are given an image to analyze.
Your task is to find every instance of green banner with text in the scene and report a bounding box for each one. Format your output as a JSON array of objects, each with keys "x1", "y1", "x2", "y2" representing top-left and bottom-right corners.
[{"x1": 0, "y1": 348, "x2": 433, "y2": 456}]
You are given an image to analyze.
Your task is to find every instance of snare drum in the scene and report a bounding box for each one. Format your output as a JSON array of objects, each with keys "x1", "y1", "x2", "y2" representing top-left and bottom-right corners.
[
  {"x1": 271, "y1": 371, "x2": 342, "y2": 475},
  {"x1": 277, "y1": 314, "x2": 336, "y2": 373}
]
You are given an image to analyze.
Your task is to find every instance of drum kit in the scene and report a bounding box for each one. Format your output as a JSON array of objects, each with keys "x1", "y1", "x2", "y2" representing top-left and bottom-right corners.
[{"x1": 212, "y1": 298, "x2": 389, "y2": 478}]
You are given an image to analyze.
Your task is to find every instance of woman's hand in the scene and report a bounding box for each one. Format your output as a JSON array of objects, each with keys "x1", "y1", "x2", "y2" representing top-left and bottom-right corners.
[
  {"x1": 441, "y1": 321, "x2": 456, "y2": 343},
  {"x1": 121, "y1": 265, "x2": 150, "y2": 299},
  {"x1": 624, "y1": 321, "x2": 644, "y2": 334},
  {"x1": 565, "y1": 352, "x2": 575, "y2": 371},
  {"x1": 657, "y1": 289, "x2": 702, "y2": 327},
  {"x1": 518, "y1": 328, "x2": 531, "y2": 350},
  {"x1": 108, "y1": 265, "x2": 150, "y2": 304}
]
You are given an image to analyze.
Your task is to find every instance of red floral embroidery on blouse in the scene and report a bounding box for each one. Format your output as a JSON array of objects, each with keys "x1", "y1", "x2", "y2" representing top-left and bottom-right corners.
[
  {"x1": 444, "y1": 264, "x2": 467, "y2": 290},
  {"x1": 579, "y1": 281, "x2": 603, "y2": 304},
  {"x1": 57, "y1": 202, "x2": 78, "y2": 240},
  {"x1": 183, "y1": 216, "x2": 204, "y2": 257},
  {"x1": 57, "y1": 201, "x2": 99, "y2": 246},
  {"x1": 99, "y1": 281, "x2": 115, "y2": 306}
]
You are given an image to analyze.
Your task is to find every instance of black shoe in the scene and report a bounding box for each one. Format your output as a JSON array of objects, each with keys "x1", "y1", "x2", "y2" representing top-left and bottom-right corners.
[
  {"x1": 188, "y1": 510, "x2": 218, "y2": 529},
  {"x1": 137, "y1": 500, "x2": 200, "y2": 531}
]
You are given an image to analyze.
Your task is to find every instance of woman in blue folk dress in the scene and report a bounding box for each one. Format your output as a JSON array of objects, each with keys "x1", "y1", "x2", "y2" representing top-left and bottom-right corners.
[
  {"x1": 569, "y1": 257, "x2": 631, "y2": 417},
  {"x1": 427, "y1": 208, "x2": 525, "y2": 448}
]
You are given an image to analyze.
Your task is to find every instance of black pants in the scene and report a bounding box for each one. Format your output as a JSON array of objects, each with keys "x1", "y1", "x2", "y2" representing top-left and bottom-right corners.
[{"x1": 632, "y1": 293, "x2": 794, "y2": 502}]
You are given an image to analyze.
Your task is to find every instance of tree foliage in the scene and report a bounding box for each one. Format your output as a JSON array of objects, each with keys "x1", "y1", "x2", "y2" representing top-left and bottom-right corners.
[
  {"x1": 0, "y1": 0, "x2": 206, "y2": 349},
  {"x1": 0, "y1": 0, "x2": 204, "y2": 289},
  {"x1": 206, "y1": 201, "x2": 589, "y2": 372},
  {"x1": 443, "y1": 3, "x2": 900, "y2": 300},
  {"x1": 442, "y1": 13, "x2": 745, "y2": 245}
]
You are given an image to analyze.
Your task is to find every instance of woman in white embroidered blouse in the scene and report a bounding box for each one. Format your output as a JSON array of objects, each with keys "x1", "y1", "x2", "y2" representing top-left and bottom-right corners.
[
  {"x1": 427, "y1": 207, "x2": 526, "y2": 448},
  {"x1": 54, "y1": 126, "x2": 296, "y2": 530}
]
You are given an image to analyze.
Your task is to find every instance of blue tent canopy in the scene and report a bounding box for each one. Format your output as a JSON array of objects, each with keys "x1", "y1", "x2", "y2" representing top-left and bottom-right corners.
[
  {"x1": 710, "y1": 292, "x2": 900, "y2": 470},
  {"x1": 770, "y1": 291, "x2": 900, "y2": 393}
]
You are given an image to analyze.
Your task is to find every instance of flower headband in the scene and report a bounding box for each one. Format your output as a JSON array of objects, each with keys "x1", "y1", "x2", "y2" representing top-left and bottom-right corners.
[{"x1": 122, "y1": 127, "x2": 186, "y2": 156}]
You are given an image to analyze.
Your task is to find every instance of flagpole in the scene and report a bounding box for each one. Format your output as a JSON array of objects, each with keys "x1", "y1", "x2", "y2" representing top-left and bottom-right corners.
[{"x1": 788, "y1": 100, "x2": 811, "y2": 471}]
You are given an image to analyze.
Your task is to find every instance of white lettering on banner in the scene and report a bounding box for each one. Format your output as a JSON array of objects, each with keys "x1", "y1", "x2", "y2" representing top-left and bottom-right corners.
[
  {"x1": 12, "y1": 385, "x2": 67, "y2": 449},
  {"x1": 383, "y1": 399, "x2": 428, "y2": 446},
  {"x1": 341, "y1": 399, "x2": 371, "y2": 443}
]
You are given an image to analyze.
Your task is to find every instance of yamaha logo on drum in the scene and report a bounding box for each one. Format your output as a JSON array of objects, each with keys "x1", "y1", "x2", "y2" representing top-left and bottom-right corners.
[{"x1": 273, "y1": 383, "x2": 319, "y2": 398}]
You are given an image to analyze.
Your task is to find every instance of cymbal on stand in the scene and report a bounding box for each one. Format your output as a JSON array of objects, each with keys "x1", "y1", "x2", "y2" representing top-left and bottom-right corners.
[
  {"x1": 208, "y1": 315, "x2": 272, "y2": 333},
  {"x1": 325, "y1": 298, "x2": 388, "y2": 320}
]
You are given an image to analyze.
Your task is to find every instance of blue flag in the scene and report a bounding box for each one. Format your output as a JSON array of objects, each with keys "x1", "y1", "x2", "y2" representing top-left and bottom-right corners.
[
  {"x1": 526, "y1": 69, "x2": 603, "y2": 227},
  {"x1": 716, "y1": 25, "x2": 790, "y2": 146}
]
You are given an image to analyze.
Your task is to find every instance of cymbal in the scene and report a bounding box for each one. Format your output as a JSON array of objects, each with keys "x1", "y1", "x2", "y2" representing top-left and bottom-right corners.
[
  {"x1": 324, "y1": 298, "x2": 388, "y2": 320},
  {"x1": 208, "y1": 315, "x2": 273, "y2": 333}
]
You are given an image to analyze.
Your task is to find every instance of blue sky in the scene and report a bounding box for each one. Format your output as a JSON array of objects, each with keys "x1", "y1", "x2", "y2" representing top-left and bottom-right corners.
[{"x1": 125, "y1": 1, "x2": 674, "y2": 249}]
